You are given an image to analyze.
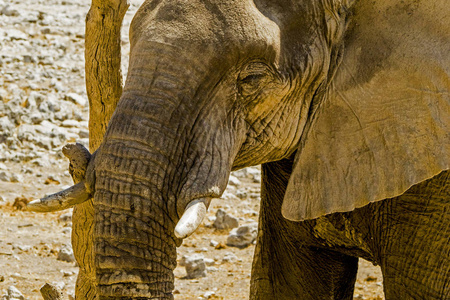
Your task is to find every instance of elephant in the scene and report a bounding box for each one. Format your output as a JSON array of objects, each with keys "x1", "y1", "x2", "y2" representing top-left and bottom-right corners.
[{"x1": 28, "y1": 0, "x2": 449, "y2": 299}]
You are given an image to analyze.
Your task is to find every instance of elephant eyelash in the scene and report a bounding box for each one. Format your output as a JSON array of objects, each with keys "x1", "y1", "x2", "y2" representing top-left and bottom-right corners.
[
  {"x1": 241, "y1": 73, "x2": 266, "y2": 84},
  {"x1": 238, "y1": 73, "x2": 270, "y2": 96}
]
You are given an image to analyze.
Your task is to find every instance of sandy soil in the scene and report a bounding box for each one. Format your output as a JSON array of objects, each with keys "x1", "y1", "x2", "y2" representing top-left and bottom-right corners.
[{"x1": 0, "y1": 0, "x2": 384, "y2": 299}]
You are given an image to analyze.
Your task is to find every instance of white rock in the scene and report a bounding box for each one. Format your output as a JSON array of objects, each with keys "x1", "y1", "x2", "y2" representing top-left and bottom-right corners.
[
  {"x1": 57, "y1": 244, "x2": 75, "y2": 263},
  {"x1": 213, "y1": 209, "x2": 239, "y2": 230},
  {"x1": 228, "y1": 175, "x2": 241, "y2": 187},
  {"x1": 226, "y1": 223, "x2": 258, "y2": 248},
  {"x1": 1, "y1": 5, "x2": 19, "y2": 17},
  {"x1": 78, "y1": 129, "x2": 89, "y2": 139},
  {"x1": 0, "y1": 116, "x2": 14, "y2": 132},
  {"x1": 200, "y1": 291, "x2": 216, "y2": 299},
  {"x1": 206, "y1": 267, "x2": 218, "y2": 273},
  {"x1": 221, "y1": 191, "x2": 238, "y2": 201},
  {"x1": 9, "y1": 174, "x2": 22, "y2": 183},
  {"x1": 28, "y1": 91, "x2": 44, "y2": 106},
  {"x1": 246, "y1": 167, "x2": 261, "y2": 177},
  {"x1": 17, "y1": 245, "x2": 31, "y2": 252},
  {"x1": 204, "y1": 258, "x2": 215, "y2": 266},
  {"x1": 231, "y1": 169, "x2": 247, "y2": 178},
  {"x1": 0, "y1": 171, "x2": 11, "y2": 182},
  {"x1": 61, "y1": 119, "x2": 80, "y2": 127},
  {"x1": 253, "y1": 174, "x2": 261, "y2": 183},
  {"x1": 1, "y1": 286, "x2": 24, "y2": 300},
  {"x1": 236, "y1": 190, "x2": 248, "y2": 200},
  {"x1": 6, "y1": 29, "x2": 27, "y2": 41},
  {"x1": 209, "y1": 240, "x2": 219, "y2": 247},
  {"x1": 222, "y1": 252, "x2": 238, "y2": 263},
  {"x1": 51, "y1": 281, "x2": 65, "y2": 291},
  {"x1": 180, "y1": 254, "x2": 207, "y2": 279},
  {"x1": 65, "y1": 93, "x2": 87, "y2": 107},
  {"x1": 30, "y1": 112, "x2": 44, "y2": 124}
]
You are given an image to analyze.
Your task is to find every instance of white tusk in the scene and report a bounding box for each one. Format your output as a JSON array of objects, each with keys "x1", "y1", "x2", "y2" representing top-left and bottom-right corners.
[
  {"x1": 174, "y1": 198, "x2": 211, "y2": 239},
  {"x1": 27, "y1": 181, "x2": 91, "y2": 212}
]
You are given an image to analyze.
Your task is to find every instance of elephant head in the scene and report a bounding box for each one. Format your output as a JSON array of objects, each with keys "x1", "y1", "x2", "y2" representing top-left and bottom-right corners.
[{"x1": 29, "y1": 0, "x2": 449, "y2": 298}]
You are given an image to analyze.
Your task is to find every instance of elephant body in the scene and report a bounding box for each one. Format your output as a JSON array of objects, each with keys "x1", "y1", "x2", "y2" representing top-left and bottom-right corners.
[
  {"x1": 253, "y1": 159, "x2": 449, "y2": 299},
  {"x1": 31, "y1": 0, "x2": 449, "y2": 298}
]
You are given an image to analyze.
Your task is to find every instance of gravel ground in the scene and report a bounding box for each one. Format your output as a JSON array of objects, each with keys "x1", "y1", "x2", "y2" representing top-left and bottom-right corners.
[{"x1": 0, "y1": 0, "x2": 384, "y2": 299}]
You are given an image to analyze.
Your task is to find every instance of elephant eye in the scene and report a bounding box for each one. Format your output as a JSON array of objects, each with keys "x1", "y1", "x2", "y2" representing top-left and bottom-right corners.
[{"x1": 238, "y1": 71, "x2": 268, "y2": 96}]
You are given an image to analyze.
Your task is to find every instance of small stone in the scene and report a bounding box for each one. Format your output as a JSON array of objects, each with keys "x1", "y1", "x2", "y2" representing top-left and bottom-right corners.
[
  {"x1": 1, "y1": 286, "x2": 24, "y2": 300},
  {"x1": 0, "y1": 171, "x2": 11, "y2": 182},
  {"x1": 213, "y1": 209, "x2": 239, "y2": 230},
  {"x1": 0, "y1": 116, "x2": 14, "y2": 132},
  {"x1": 12, "y1": 197, "x2": 31, "y2": 210},
  {"x1": 7, "y1": 29, "x2": 27, "y2": 40},
  {"x1": 181, "y1": 254, "x2": 207, "y2": 279},
  {"x1": 253, "y1": 174, "x2": 261, "y2": 183},
  {"x1": 10, "y1": 273, "x2": 22, "y2": 279},
  {"x1": 222, "y1": 252, "x2": 238, "y2": 263},
  {"x1": 59, "y1": 212, "x2": 72, "y2": 222},
  {"x1": 30, "y1": 112, "x2": 44, "y2": 124},
  {"x1": 62, "y1": 270, "x2": 74, "y2": 277},
  {"x1": 226, "y1": 223, "x2": 258, "y2": 248},
  {"x1": 65, "y1": 93, "x2": 87, "y2": 107},
  {"x1": 57, "y1": 244, "x2": 75, "y2": 263},
  {"x1": 204, "y1": 258, "x2": 215, "y2": 266},
  {"x1": 51, "y1": 281, "x2": 65, "y2": 291},
  {"x1": 221, "y1": 191, "x2": 238, "y2": 201},
  {"x1": 22, "y1": 55, "x2": 36, "y2": 63},
  {"x1": 228, "y1": 175, "x2": 241, "y2": 186},
  {"x1": 236, "y1": 190, "x2": 248, "y2": 200},
  {"x1": 78, "y1": 129, "x2": 89, "y2": 139},
  {"x1": 1, "y1": 5, "x2": 19, "y2": 17},
  {"x1": 61, "y1": 120, "x2": 80, "y2": 127},
  {"x1": 200, "y1": 291, "x2": 216, "y2": 299},
  {"x1": 17, "y1": 245, "x2": 31, "y2": 252},
  {"x1": 9, "y1": 174, "x2": 22, "y2": 183},
  {"x1": 209, "y1": 240, "x2": 219, "y2": 247},
  {"x1": 50, "y1": 79, "x2": 65, "y2": 92},
  {"x1": 206, "y1": 267, "x2": 218, "y2": 272},
  {"x1": 44, "y1": 175, "x2": 60, "y2": 185},
  {"x1": 28, "y1": 91, "x2": 45, "y2": 106}
]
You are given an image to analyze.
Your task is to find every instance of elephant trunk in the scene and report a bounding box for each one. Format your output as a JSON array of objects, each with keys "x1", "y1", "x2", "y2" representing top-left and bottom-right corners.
[
  {"x1": 94, "y1": 176, "x2": 176, "y2": 299},
  {"x1": 91, "y1": 45, "x2": 231, "y2": 298}
]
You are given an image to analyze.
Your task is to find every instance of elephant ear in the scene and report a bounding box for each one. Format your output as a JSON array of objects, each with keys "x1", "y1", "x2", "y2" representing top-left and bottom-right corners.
[{"x1": 281, "y1": 4, "x2": 450, "y2": 221}]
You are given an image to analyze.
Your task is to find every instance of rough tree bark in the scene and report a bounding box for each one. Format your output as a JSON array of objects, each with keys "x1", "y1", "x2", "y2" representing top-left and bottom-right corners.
[{"x1": 72, "y1": 0, "x2": 129, "y2": 298}]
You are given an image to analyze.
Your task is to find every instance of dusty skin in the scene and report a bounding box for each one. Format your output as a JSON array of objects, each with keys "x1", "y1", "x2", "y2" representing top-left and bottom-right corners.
[{"x1": 0, "y1": 0, "x2": 383, "y2": 299}]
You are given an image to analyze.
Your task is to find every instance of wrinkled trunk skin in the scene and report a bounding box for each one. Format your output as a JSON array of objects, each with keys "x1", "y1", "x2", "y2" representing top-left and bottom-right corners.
[
  {"x1": 94, "y1": 158, "x2": 177, "y2": 298},
  {"x1": 92, "y1": 96, "x2": 178, "y2": 299},
  {"x1": 90, "y1": 45, "x2": 232, "y2": 298}
]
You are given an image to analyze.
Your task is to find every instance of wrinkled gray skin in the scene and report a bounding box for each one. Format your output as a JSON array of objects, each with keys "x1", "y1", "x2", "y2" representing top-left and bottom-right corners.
[{"x1": 79, "y1": 0, "x2": 449, "y2": 299}]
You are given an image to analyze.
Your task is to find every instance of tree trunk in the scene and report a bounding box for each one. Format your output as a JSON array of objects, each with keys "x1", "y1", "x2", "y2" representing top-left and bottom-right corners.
[{"x1": 72, "y1": 1, "x2": 129, "y2": 298}]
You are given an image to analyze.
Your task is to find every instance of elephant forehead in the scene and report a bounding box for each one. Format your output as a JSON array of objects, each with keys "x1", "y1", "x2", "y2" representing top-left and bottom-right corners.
[{"x1": 131, "y1": 0, "x2": 280, "y2": 58}]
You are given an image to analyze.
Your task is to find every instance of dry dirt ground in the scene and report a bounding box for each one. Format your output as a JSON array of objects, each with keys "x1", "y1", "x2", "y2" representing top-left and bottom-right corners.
[{"x1": 0, "y1": 0, "x2": 384, "y2": 299}]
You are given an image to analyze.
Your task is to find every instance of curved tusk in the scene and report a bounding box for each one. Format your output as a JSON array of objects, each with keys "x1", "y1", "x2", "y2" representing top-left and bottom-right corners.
[
  {"x1": 174, "y1": 198, "x2": 211, "y2": 239},
  {"x1": 27, "y1": 181, "x2": 91, "y2": 212}
]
